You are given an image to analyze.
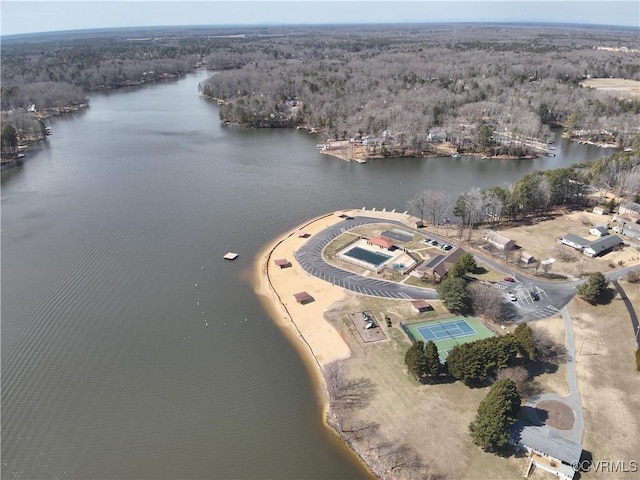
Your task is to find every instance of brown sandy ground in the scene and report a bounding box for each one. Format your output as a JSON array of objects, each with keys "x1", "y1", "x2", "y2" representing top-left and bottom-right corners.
[
  {"x1": 526, "y1": 315, "x2": 568, "y2": 398},
  {"x1": 568, "y1": 280, "x2": 640, "y2": 480},
  {"x1": 466, "y1": 209, "x2": 640, "y2": 280},
  {"x1": 579, "y1": 78, "x2": 640, "y2": 99}
]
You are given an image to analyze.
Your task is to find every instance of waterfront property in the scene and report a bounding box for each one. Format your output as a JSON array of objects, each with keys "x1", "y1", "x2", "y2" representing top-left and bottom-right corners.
[
  {"x1": 401, "y1": 316, "x2": 494, "y2": 362},
  {"x1": 512, "y1": 423, "x2": 582, "y2": 480}
]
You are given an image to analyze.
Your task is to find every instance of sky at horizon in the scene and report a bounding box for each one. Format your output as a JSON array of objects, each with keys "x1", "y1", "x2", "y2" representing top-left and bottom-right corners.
[{"x1": 1, "y1": 1, "x2": 639, "y2": 37}]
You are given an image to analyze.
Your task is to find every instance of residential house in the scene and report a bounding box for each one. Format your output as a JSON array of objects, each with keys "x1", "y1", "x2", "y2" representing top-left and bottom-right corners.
[
  {"x1": 583, "y1": 235, "x2": 623, "y2": 257},
  {"x1": 511, "y1": 423, "x2": 581, "y2": 480},
  {"x1": 558, "y1": 234, "x2": 590, "y2": 250},
  {"x1": 485, "y1": 231, "x2": 516, "y2": 251},
  {"x1": 614, "y1": 220, "x2": 640, "y2": 239},
  {"x1": 618, "y1": 201, "x2": 640, "y2": 220}
]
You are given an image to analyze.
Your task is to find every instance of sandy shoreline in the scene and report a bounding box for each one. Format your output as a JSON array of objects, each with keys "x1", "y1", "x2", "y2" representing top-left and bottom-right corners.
[
  {"x1": 252, "y1": 212, "x2": 353, "y2": 369},
  {"x1": 253, "y1": 209, "x2": 411, "y2": 478}
]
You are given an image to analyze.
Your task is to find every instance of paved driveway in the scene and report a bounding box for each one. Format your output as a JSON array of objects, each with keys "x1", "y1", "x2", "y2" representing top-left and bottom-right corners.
[
  {"x1": 294, "y1": 216, "x2": 437, "y2": 300},
  {"x1": 294, "y1": 215, "x2": 579, "y2": 320}
]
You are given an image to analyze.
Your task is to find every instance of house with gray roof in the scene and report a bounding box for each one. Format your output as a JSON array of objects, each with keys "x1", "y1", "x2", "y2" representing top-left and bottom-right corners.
[
  {"x1": 511, "y1": 423, "x2": 581, "y2": 480},
  {"x1": 618, "y1": 201, "x2": 640, "y2": 219},
  {"x1": 583, "y1": 234, "x2": 623, "y2": 257},
  {"x1": 411, "y1": 247, "x2": 465, "y2": 282},
  {"x1": 486, "y1": 230, "x2": 516, "y2": 251},
  {"x1": 558, "y1": 234, "x2": 590, "y2": 250},
  {"x1": 589, "y1": 225, "x2": 608, "y2": 237}
]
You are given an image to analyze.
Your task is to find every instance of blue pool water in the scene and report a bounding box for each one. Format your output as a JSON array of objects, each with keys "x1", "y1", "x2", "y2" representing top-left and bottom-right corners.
[{"x1": 343, "y1": 246, "x2": 392, "y2": 267}]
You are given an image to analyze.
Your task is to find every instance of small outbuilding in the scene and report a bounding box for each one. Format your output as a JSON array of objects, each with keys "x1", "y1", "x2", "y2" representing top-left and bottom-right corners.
[
  {"x1": 520, "y1": 252, "x2": 535, "y2": 264},
  {"x1": 411, "y1": 300, "x2": 433, "y2": 312},
  {"x1": 592, "y1": 205, "x2": 610, "y2": 215},
  {"x1": 293, "y1": 291, "x2": 314, "y2": 304},
  {"x1": 589, "y1": 225, "x2": 608, "y2": 237},
  {"x1": 274, "y1": 258, "x2": 291, "y2": 268},
  {"x1": 367, "y1": 236, "x2": 395, "y2": 250}
]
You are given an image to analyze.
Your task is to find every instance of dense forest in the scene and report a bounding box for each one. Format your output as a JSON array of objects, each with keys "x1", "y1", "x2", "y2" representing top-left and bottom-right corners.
[
  {"x1": 198, "y1": 24, "x2": 640, "y2": 155},
  {"x1": 2, "y1": 24, "x2": 639, "y2": 160}
]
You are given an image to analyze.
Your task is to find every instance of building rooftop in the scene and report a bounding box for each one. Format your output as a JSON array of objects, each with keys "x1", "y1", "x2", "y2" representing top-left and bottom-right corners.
[{"x1": 511, "y1": 423, "x2": 582, "y2": 465}]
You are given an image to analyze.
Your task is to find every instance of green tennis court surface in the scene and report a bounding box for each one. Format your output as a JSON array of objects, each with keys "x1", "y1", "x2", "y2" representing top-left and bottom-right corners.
[{"x1": 403, "y1": 316, "x2": 494, "y2": 362}]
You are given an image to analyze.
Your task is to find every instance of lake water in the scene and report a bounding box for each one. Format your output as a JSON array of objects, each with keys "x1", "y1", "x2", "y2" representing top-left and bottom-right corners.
[{"x1": 1, "y1": 71, "x2": 614, "y2": 479}]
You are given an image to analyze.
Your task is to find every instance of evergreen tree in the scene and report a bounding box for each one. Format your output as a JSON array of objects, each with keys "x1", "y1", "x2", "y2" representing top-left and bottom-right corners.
[
  {"x1": 436, "y1": 277, "x2": 470, "y2": 313},
  {"x1": 469, "y1": 379, "x2": 521, "y2": 452},
  {"x1": 458, "y1": 252, "x2": 477, "y2": 274},
  {"x1": 576, "y1": 272, "x2": 608, "y2": 303},
  {"x1": 514, "y1": 323, "x2": 537, "y2": 360},
  {"x1": 446, "y1": 334, "x2": 520, "y2": 384},
  {"x1": 405, "y1": 340, "x2": 427, "y2": 380},
  {"x1": 423, "y1": 340, "x2": 441, "y2": 378}
]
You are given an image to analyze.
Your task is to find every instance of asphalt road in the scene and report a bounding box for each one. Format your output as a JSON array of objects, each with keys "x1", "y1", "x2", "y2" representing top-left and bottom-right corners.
[
  {"x1": 295, "y1": 215, "x2": 582, "y2": 322},
  {"x1": 294, "y1": 216, "x2": 437, "y2": 300}
]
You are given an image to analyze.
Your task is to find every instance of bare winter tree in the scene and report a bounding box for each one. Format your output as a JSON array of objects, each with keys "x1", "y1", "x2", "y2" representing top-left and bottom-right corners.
[
  {"x1": 407, "y1": 193, "x2": 428, "y2": 222},
  {"x1": 532, "y1": 329, "x2": 567, "y2": 364},
  {"x1": 469, "y1": 283, "x2": 505, "y2": 321}
]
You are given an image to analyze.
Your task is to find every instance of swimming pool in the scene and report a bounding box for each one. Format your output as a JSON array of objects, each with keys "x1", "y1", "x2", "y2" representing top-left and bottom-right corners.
[{"x1": 342, "y1": 246, "x2": 392, "y2": 267}]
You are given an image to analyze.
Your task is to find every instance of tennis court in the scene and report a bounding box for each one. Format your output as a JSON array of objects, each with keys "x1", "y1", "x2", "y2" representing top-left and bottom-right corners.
[
  {"x1": 403, "y1": 316, "x2": 494, "y2": 362},
  {"x1": 417, "y1": 319, "x2": 476, "y2": 341}
]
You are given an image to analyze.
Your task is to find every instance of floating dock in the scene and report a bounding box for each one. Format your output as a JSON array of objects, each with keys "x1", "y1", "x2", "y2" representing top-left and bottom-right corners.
[{"x1": 223, "y1": 252, "x2": 238, "y2": 260}]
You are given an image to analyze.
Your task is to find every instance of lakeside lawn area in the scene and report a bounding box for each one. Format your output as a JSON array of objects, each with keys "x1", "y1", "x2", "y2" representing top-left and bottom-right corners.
[{"x1": 324, "y1": 295, "x2": 524, "y2": 479}]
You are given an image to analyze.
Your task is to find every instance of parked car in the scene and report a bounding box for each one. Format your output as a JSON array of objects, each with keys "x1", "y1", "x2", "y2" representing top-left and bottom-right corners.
[
  {"x1": 531, "y1": 292, "x2": 539, "y2": 301},
  {"x1": 423, "y1": 237, "x2": 432, "y2": 243},
  {"x1": 508, "y1": 292, "x2": 517, "y2": 301},
  {"x1": 431, "y1": 240, "x2": 439, "y2": 246},
  {"x1": 443, "y1": 244, "x2": 453, "y2": 250},
  {"x1": 504, "y1": 276, "x2": 516, "y2": 282}
]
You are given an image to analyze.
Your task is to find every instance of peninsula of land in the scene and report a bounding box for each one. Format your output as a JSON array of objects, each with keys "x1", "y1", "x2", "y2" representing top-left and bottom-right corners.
[{"x1": 254, "y1": 208, "x2": 640, "y2": 480}]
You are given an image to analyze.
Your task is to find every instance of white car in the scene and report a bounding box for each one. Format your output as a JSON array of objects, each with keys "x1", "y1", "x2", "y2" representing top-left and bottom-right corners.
[{"x1": 508, "y1": 292, "x2": 517, "y2": 301}]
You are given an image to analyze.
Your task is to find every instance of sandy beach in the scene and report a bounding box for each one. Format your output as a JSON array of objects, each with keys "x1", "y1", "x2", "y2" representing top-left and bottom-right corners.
[{"x1": 253, "y1": 212, "x2": 353, "y2": 372}]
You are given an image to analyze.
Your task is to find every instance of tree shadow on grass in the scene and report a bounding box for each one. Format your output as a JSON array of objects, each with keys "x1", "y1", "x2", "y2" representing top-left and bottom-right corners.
[{"x1": 594, "y1": 287, "x2": 616, "y2": 305}]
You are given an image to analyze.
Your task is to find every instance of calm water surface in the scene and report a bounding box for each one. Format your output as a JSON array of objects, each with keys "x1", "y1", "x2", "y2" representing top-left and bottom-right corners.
[{"x1": 1, "y1": 71, "x2": 614, "y2": 479}]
